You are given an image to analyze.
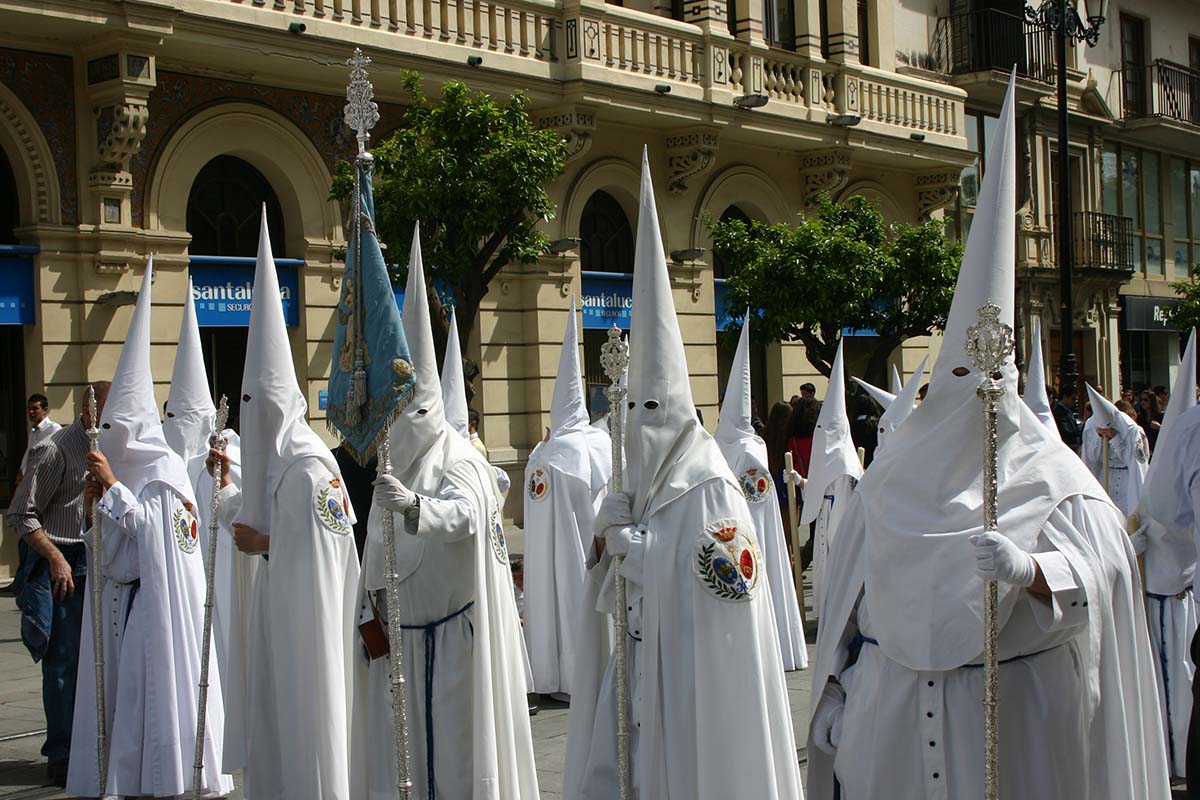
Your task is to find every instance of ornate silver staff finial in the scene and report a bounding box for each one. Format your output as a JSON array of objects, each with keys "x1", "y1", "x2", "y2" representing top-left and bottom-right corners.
[
  {"x1": 344, "y1": 48, "x2": 380, "y2": 159},
  {"x1": 965, "y1": 301, "x2": 1013, "y2": 800}
]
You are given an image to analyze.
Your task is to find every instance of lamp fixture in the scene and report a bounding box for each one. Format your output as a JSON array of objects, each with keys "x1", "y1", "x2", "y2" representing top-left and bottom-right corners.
[
  {"x1": 733, "y1": 93, "x2": 769, "y2": 109},
  {"x1": 548, "y1": 237, "x2": 581, "y2": 255},
  {"x1": 654, "y1": 84, "x2": 672, "y2": 95},
  {"x1": 288, "y1": 21, "x2": 306, "y2": 33},
  {"x1": 910, "y1": 132, "x2": 926, "y2": 141},
  {"x1": 97, "y1": 290, "x2": 139, "y2": 307},
  {"x1": 467, "y1": 55, "x2": 483, "y2": 67},
  {"x1": 669, "y1": 247, "x2": 706, "y2": 262},
  {"x1": 828, "y1": 113, "x2": 862, "y2": 127}
]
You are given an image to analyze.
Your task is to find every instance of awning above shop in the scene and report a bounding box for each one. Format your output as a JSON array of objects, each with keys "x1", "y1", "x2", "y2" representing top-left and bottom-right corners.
[
  {"x1": 0, "y1": 246, "x2": 38, "y2": 325},
  {"x1": 1124, "y1": 295, "x2": 1182, "y2": 332},
  {"x1": 189, "y1": 256, "x2": 303, "y2": 327},
  {"x1": 582, "y1": 271, "x2": 633, "y2": 330}
]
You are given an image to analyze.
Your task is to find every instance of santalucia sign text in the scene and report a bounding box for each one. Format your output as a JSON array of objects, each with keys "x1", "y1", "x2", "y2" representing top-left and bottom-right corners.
[{"x1": 189, "y1": 261, "x2": 300, "y2": 327}]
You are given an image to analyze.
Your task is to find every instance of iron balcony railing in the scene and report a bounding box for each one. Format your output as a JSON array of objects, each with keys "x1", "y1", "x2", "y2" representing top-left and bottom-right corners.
[
  {"x1": 931, "y1": 8, "x2": 1055, "y2": 83},
  {"x1": 1122, "y1": 59, "x2": 1200, "y2": 125},
  {"x1": 1072, "y1": 212, "x2": 1134, "y2": 271}
]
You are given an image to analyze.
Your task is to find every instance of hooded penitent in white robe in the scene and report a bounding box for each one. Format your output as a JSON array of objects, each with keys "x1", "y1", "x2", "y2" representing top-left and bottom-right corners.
[
  {"x1": 67, "y1": 262, "x2": 232, "y2": 799},
  {"x1": 1082, "y1": 384, "x2": 1149, "y2": 517},
  {"x1": 1023, "y1": 318, "x2": 1057, "y2": 434},
  {"x1": 1134, "y1": 329, "x2": 1198, "y2": 778},
  {"x1": 357, "y1": 226, "x2": 538, "y2": 799},
  {"x1": 163, "y1": 277, "x2": 258, "y2": 774},
  {"x1": 856, "y1": 357, "x2": 927, "y2": 460},
  {"x1": 807, "y1": 75, "x2": 1169, "y2": 799},
  {"x1": 716, "y1": 316, "x2": 806, "y2": 670},
  {"x1": 214, "y1": 214, "x2": 361, "y2": 800},
  {"x1": 564, "y1": 150, "x2": 802, "y2": 800},
  {"x1": 523, "y1": 297, "x2": 612, "y2": 696},
  {"x1": 805, "y1": 343, "x2": 863, "y2": 619}
]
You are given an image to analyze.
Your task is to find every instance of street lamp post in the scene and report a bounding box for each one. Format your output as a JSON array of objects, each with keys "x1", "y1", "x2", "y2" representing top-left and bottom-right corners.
[{"x1": 1025, "y1": 0, "x2": 1107, "y2": 407}]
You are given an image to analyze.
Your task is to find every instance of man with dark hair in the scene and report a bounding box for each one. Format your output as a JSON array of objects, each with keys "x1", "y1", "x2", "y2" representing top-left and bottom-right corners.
[
  {"x1": 467, "y1": 406, "x2": 488, "y2": 457},
  {"x1": 5, "y1": 382, "x2": 109, "y2": 786},
  {"x1": 800, "y1": 382, "x2": 817, "y2": 400},
  {"x1": 18, "y1": 393, "x2": 62, "y2": 483},
  {"x1": 1053, "y1": 385, "x2": 1082, "y2": 453}
]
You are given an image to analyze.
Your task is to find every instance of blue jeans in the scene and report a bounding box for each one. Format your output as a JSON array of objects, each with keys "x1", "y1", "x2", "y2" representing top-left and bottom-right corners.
[{"x1": 41, "y1": 544, "x2": 86, "y2": 765}]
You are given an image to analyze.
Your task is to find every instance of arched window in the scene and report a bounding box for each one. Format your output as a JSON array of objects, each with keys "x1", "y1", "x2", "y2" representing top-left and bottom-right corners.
[
  {"x1": 0, "y1": 148, "x2": 18, "y2": 243},
  {"x1": 580, "y1": 190, "x2": 634, "y2": 274},
  {"x1": 712, "y1": 204, "x2": 753, "y2": 280},
  {"x1": 186, "y1": 155, "x2": 286, "y2": 257}
]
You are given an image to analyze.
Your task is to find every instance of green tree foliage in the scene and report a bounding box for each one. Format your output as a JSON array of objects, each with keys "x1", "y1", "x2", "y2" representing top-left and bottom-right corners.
[
  {"x1": 333, "y1": 72, "x2": 567, "y2": 356},
  {"x1": 709, "y1": 195, "x2": 963, "y2": 383},
  {"x1": 1168, "y1": 269, "x2": 1200, "y2": 334}
]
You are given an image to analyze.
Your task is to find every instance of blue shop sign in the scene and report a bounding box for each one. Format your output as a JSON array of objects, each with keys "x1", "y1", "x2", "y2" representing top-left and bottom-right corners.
[
  {"x1": 581, "y1": 271, "x2": 633, "y2": 330},
  {"x1": 189, "y1": 256, "x2": 302, "y2": 327},
  {"x1": 0, "y1": 252, "x2": 36, "y2": 325}
]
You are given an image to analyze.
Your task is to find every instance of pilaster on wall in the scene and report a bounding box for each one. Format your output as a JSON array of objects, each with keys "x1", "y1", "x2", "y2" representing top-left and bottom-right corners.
[
  {"x1": 823, "y1": 0, "x2": 861, "y2": 65},
  {"x1": 81, "y1": 41, "x2": 157, "y2": 272}
]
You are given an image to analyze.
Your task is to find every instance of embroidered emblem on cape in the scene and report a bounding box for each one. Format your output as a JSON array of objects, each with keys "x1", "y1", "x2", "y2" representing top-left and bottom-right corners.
[
  {"x1": 315, "y1": 476, "x2": 353, "y2": 535},
  {"x1": 527, "y1": 467, "x2": 550, "y2": 502},
  {"x1": 694, "y1": 519, "x2": 759, "y2": 601},
  {"x1": 490, "y1": 508, "x2": 509, "y2": 565},
  {"x1": 173, "y1": 502, "x2": 199, "y2": 555},
  {"x1": 739, "y1": 468, "x2": 771, "y2": 503},
  {"x1": 1136, "y1": 438, "x2": 1149, "y2": 464}
]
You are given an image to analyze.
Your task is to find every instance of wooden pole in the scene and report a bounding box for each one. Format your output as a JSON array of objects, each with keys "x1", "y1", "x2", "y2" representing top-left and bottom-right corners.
[{"x1": 784, "y1": 452, "x2": 805, "y2": 629}]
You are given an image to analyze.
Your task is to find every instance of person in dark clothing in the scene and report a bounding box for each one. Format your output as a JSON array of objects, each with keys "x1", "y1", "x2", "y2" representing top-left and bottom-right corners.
[
  {"x1": 332, "y1": 445, "x2": 376, "y2": 560},
  {"x1": 1053, "y1": 386, "x2": 1082, "y2": 453},
  {"x1": 849, "y1": 394, "x2": 879, "y2": 467}
]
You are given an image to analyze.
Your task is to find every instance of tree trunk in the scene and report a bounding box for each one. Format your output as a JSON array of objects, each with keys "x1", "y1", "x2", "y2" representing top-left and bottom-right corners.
[{"x1": 864, "y1": 334, "x2": 904, "y2": 389}]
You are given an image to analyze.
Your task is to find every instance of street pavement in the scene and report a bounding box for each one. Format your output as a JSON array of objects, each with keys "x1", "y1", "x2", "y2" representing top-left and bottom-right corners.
[{"x1": 0, "y1": 595, "x2": 814, "y2": 800}]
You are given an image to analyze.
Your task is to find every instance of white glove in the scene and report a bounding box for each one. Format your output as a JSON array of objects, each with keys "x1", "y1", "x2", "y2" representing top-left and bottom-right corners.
[
  {"x1": 787, "y1": 469, "x2": 806, "y2": 488},
  {"x1": 594, "y1": 492, "x2": 634, "y2": 537},
  {"x1": 1129, "y1": 530, "x2": 1149, "y2": 555},
  {"x1": 601, "y1": 525, "x2": 637, "y2": 558},
  {"x1": 970, "y1": 531, "x2": 1036, "y2": 587},
  {"x1": 811, "y1": 682, "x2": 846, "y2": 756},
  {"x1": 373, "y1": 474, "x2": 416, "y2": 513}
]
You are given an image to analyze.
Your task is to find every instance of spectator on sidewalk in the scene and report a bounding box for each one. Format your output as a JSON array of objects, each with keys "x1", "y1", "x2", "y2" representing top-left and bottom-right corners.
[
  {"x1": 4, "y1": 382, "x2": 109, "y2": 787},
  {"x1": 17, "y1": 394, "x2": 62, "y2": 484}
]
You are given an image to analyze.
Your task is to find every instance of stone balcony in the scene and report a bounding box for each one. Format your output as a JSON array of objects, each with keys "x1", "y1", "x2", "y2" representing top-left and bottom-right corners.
[{"x1": 57, "y1": 0, "x2": 967, "y2": 157}]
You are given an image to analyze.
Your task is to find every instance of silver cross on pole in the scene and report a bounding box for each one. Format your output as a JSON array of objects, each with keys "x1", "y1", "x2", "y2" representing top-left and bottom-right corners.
[
  {"x1": 965, "y1": 302, "x2": 1015, "y2": 800},
  {"x1": 344, "y1": 48, "x2": 380, "y2": 159}
]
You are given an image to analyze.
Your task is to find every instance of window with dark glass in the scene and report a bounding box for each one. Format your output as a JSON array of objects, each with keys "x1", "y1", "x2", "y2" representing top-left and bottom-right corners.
[
  {"x1": 765, "y1": 0, "x2": 796, "y2": 50},
  {"x1": 580, "y1": 190, "x2": 634, "y2": 274},
  {"x1": 1102, "y1": 143, "x2": 1165, "y2": 277},
  {"x1": 728, "y1": 0, "x2": 739, "y2": 37},
  {"x1": 0, "y1": 147, "x2": 17, "y2": 244},
  {"x1": 712, "y1": 205, "x2": 752, "y2": 280},
  {"x1": 1121, "y1": 15, "x2": 1147, "y2": 117},
  {"x1": 857, "y1": 0, "x2": 871, "y2": 66},
  {"x1": 819, "y1": 0, "x2": 831, "y2": 58},
  {"x1": 187, "y1": 155, "x2": 287, "y2": 257}
]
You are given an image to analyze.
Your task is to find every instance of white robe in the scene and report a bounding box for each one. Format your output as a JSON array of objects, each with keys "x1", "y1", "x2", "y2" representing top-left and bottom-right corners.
[
  {"x1": 807, "y1": 491, "x2": 1170, "y2": 799},
  {"x1": 216, "y1": 456, "x2": 360, "y2": 800},
  {"x1": 565, "y1": 477, "x2": 803, "y2": 799},
  {"x1": 358, "y1": 438, "x2": 539, "y2": 799},
  {"x1": 522, "y1": 454, "x2": 607, "y2": 695},
  {"x1": 1082, "y1": 417, "x2": 1149, "y2": 516},
  {"x1": 187, "y1": 434, "x2": 260, "y2": 774},
  {"x1": 811, "y1": 474, "x2": 855, "y2": 620},
  {"x1": 67, "y1": 480, "x2": 232, "y2": 798},
  {"x1": 724, "y1": 450, "x2": 807, "y2": 670}
]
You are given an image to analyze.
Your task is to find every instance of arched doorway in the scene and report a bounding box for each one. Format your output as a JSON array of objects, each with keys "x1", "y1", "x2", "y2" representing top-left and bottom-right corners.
[
  {"x1": 713, "y1": 204, "x2": 769, "y2": 413},
  {"x1": 0, "y1": 145, "x2": 26, "y2": 505},
  {"x1": 187, "y1": 154, "x2": 288, "y2": 427},
  {"x1": 579, "y1": 189, "x2": 635, "y2": 417}
]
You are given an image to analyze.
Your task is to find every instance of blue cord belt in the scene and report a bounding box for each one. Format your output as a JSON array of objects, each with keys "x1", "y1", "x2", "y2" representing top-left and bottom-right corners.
[
  {"x1": 851, "y1": 634, "x2": 1064, "y2": 669},
  {"x1": 398, "y1": 601, "x2": 475, "y2": 800}
]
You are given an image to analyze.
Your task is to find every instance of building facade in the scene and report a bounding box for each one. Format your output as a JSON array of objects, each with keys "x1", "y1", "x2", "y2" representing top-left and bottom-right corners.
[{"x1": 0, "y1": 0, "x2": 1193, "y2": 575}]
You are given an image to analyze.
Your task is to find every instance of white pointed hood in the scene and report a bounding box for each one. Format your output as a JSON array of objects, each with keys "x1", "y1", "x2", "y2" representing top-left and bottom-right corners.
[
  {"x1": 531, "y1": 297, "x2": 612, "y2": 487},
  {"x1": 626, "y1": 148, "x2": 730, "y2": 521},
  {"x1": 1140, "y1": 329, "x2": 1197, "y2": 530},
  {"x1": 851, "y1": 377, "x2": 896, "y2": 412},
  {"x1": 441, "y1": 306, "x2": 471, "y2": 439},
  {"x1": 163, "y1": 277, "x2": 217, "y2": 463},
  {"x1": 100, "y1": 258, "x2": 192, "y2": 499},
  {"x1": 852, "y1": 73, "x2": 1102, "y2": 672},
  {"x1": 889, "y1": 364, "x2": 903, "y2": 395},
  {"x1": 715, "y1": 313, "x2": 761, "y2": 455},
  {"x1": 1023, "y1": 318, "x2": 1056, "y2": 433},
  {"x1": 1085, "y1": 383, "x2": 1135, "y2": 435},
  {"x1": 388, "y1": 223, "x2": 458, "y2": 492},
  {"x1": 801, "y1": 340, "x2": 863, "y2": 524},
  {"x1": 235, "y1": 211, "x2": 341, "y2": 533},
  {"x1": 874, "y1": 355, "x2": 927, "y2": 453}
]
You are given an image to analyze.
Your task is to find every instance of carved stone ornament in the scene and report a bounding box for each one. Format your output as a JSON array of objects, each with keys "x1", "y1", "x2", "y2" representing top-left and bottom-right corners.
[
  {"x1": 914, "y1": 169, "x2": 961, "y2": 221},
  {"x1": 665, "y1": 130, "x2": 719, "y2": 193},
  {"x1": 537, "y1": 106, "x2": 597, "y2": 167},
  {"x1": 799, "y1": 148, "x2": 852, "y2": 208},
  {"x1": 95, "y1": 103, "x2": 149, "y2": 171}
]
